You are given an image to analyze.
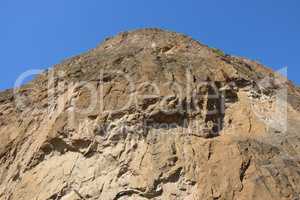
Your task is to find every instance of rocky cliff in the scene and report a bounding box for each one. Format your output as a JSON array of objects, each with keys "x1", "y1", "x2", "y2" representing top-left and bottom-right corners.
[{"x1": 0, "y1": 29, "x2": 300, "y2": 200}]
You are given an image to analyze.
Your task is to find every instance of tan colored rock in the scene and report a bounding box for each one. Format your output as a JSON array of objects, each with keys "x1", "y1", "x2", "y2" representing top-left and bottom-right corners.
[{"x1": 0, "y1": 28, "x2": 299, "y2": 200}]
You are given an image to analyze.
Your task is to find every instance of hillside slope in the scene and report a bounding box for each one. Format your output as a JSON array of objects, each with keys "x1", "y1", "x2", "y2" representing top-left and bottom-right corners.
[{"x1": 0, "y1": 29, "x2": 299, "y2": 200}]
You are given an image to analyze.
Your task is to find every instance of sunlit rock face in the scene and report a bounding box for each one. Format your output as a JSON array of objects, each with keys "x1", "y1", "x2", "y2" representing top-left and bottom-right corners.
[{"x1": 0, "y1": 28, "x2": 299, "y2": 200}]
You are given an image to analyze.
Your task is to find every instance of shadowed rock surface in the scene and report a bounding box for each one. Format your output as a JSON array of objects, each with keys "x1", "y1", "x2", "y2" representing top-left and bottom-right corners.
[{"x1": 0, "y1": 29, "x2": 300, "y2": 200}]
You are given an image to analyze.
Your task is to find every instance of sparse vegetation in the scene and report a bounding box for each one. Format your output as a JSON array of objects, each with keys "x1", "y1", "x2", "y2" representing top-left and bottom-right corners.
[{"x1": 212, "y1": 48, "x2": 225, "y2": 57}]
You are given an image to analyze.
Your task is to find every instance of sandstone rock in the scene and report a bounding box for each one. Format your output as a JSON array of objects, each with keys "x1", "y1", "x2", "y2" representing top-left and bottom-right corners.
[{"x1": 0, "y1": 28, "x2": 299, "y2": 200}]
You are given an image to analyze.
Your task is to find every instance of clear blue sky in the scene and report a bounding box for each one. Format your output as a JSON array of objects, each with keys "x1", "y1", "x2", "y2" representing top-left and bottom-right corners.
[{"x1": 1, "y1": 0, "x2": 299, "y2": 91}]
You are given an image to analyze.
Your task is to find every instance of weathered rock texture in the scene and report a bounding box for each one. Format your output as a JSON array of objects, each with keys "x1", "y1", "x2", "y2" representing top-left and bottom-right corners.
[{"x1": 0, "y1": 29, "x2": 300, "y2": 200}]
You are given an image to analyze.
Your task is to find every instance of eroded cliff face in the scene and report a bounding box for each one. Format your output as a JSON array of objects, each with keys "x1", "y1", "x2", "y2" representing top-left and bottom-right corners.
[{"x1": 0, "y1": 29, "x2": 300, "y2": 200}]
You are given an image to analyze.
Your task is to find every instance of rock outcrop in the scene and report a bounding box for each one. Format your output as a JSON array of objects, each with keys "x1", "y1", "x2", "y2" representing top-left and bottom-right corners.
[{"x1": 0, "y1": 29, "x2": 299, "y2": 200}]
